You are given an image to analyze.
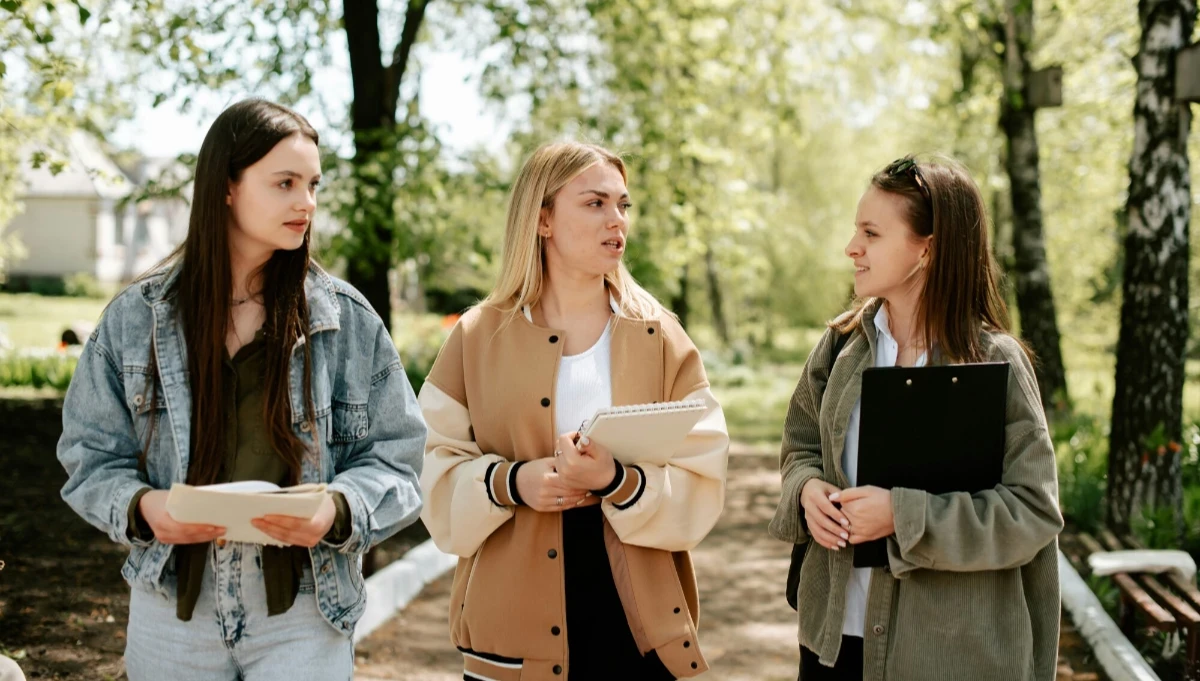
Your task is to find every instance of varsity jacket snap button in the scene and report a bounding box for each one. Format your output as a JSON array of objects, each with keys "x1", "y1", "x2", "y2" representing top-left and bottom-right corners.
[
  {"x1": 683, "y1": 641, "x2": 690, "y2": 648},
  {"x1": 673, "y1": 607, "x2": 681, "y2": 614},
  {"x1": 647, "y1": 327, "x2": 655, "y2": 334},
  {"x1": 691, "y1": 662, "x2": 698, "y2": 669},
  {"x1": 547, "y1": 549, "x2": 558, "y2": 559},
  {"x1": 549, "y1": 335, "x2": 559, "y2": 343},
  {"x1": 541, "y1": 397, "x2": 551, "y2": 407},
  {"x1": 551, "y1": 626, "x2": 560, "y2": 636},
  {"x1": 873, "y1": 624, "x2": 885, "y2": 635},
  {"x1": 553, "y1": 665, "x2": 562, "y2": 675}
]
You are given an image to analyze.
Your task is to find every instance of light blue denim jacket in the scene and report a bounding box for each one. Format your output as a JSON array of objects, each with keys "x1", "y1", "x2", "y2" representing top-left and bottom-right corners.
[{"x1": 56, "y1": 263, "x2": 426, "y2": 635}]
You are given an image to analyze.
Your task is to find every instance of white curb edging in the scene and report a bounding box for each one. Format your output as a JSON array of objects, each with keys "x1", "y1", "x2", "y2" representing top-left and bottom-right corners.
[
  {"x1": 1058, "y1": 549, "x2": 1161, "y2": 681},
  {"x1": 354, "y1": 539, "x2": 458, "y2": 643}
]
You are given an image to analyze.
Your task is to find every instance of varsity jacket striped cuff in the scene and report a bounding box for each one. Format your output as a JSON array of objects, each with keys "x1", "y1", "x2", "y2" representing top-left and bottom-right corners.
[
  {"x1": 485, "y1": 460, "x2": 525, "y2": 507},
  {"x1": 597, "y1": 462, "x2": 647, "y2": 510}
]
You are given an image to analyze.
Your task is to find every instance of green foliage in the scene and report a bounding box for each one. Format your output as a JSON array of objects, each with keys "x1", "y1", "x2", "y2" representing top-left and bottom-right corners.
[
  {"x1": 391, "y1": 312, "x2": 453, "y2": 398},
  {"x1": 1085, "y1": 572, "x2": 1121, "y2": 621},
  {"x1": 0, "y1": 349, "x2": 78, "y2": 390},
  {"x1": 62, "y1": 273, "x2": 108, "y2": 299},
  {"x1": 1130, "y1": 504, "x2": 1181, "y2": 550},
  {"x1": 1054, "y1": 413, "x2": 1109, "y2": 532}
]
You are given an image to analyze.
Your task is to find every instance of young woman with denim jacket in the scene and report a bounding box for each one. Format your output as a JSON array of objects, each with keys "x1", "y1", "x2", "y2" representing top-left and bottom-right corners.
[{"x1": 56, "y1": 99, "x2": 426, "y2": 680}]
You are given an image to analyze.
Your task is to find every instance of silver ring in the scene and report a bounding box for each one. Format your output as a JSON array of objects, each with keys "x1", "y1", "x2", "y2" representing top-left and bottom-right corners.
[
  {"x1": 554, "y1": 449, "x2": 562, "y2": 457},
  {"x1": 556, "y1": 496, "x2": 564, "y2": 506}
]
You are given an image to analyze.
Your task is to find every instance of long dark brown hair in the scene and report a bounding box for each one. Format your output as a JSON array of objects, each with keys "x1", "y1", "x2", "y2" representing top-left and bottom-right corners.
[
  {"x1": 833, "y1": 155, "x2": 1028, "y2": 364},
  {"x1": 145, "y1": 99, "x2": 319, "y2": 486}
]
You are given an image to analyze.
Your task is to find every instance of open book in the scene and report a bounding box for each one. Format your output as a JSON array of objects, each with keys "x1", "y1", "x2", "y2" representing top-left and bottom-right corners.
[
  {"x1": 165, "y1": 481, "x2": 328, "y2": 546},
  {"x1": 580, "y1": 399, "x2": 708, "y2": 466}
]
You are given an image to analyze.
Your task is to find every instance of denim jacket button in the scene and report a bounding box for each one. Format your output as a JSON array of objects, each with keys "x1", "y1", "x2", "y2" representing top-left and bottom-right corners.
[
  {"x1": 321, "y1": 563, "x2": 332, "y2": 574},
  {"x1": 301, "y1": 421, "x2": 312, "y2": 433},
  {"x1": 132, "y1": 394, "x2": 144, "y2": 407}
]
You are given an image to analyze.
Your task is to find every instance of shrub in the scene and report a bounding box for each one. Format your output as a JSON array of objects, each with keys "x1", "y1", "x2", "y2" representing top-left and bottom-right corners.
[{"x1": 0, "y1": 348, "x2": 81, "y2": 390}]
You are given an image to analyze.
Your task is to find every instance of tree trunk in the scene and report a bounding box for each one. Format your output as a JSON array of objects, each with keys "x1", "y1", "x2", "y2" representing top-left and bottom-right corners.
[
  {"x1": 998, "y1": 0, "x2": 1069, "y2": 415},
  {"x1": 704, "y1": 245, "x2": 729, "y2": 345},
  {"x1": 342, "y1": 0, "x2": 430, "y2": 332},
  {"x1": 1106, "y1": 0, "x2": 1195, "y2": 535},
  {"x1": 670, "y1": 263, "x2": 690, "y2": 329},
  {"x1": 342, "y1": 0, "x2": 430, "y2": 575}
]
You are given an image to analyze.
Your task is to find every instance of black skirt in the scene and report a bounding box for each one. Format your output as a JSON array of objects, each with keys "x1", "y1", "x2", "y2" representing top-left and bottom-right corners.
[{"x1": 562, "y1": 504, "x2": 675, "y2": 681}]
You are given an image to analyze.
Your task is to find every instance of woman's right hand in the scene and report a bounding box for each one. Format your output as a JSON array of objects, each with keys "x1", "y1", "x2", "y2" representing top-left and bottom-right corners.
[
  {"x1": 515, "y1": 458, "x2": 590, "y2": 512},
  {"x1": 800, "y1": 478, "x2": 851, "y2": 550},
  {"x1": 137, "y1": 490, "x2": 226, "y2": 544}
]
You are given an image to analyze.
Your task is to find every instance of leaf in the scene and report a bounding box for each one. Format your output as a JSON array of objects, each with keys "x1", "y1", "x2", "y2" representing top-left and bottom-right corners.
[
  {"x1": 0, "y1": 0, "x2": 19, "y2": 13},
  {"x1": 0, "y1": 61, "x2": 6, "y2": 79},
  {"x1": 29, "y1": 151, "x2": 48, "y2": 169},
  {"x1": 72, "y1": 0, "x2": 90, "y2": 24}
]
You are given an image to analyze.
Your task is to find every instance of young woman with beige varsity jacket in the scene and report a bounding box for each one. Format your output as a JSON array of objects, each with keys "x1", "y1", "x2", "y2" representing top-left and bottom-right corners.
[{"x1": 418, "y1": 142, "x2": 730, "y2": 681}]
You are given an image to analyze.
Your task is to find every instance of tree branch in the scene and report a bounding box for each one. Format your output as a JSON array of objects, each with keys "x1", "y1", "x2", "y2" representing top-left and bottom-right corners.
[{"x1": 383, "y1": 0, "x2": 431, "y2": 118}]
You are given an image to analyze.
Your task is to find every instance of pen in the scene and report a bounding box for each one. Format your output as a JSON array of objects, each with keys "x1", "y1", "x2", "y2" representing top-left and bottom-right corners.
[{"x1": 572, "y1": 419, "x2": 590, "y2": 446}]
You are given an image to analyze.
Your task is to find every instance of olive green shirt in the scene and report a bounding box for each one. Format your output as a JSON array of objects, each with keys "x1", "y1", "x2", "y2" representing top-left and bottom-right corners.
[
  {"x1": 128, "y1": 331, "x2": 352, "y2": 621},
  {"x1": 768, "y1": 299, "x2": 1063, "y2": 680}
]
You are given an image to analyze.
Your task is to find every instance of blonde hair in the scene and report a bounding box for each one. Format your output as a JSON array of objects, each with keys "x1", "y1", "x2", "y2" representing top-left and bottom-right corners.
[{"x1": 483, "y1": 141, "x2": 664, "y2": 324}]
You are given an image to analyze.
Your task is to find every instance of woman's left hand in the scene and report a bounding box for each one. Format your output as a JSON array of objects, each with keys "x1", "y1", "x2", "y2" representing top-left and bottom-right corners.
[
  {"x1": 555, "y1": 433, "x2": 619, "y2": 491},
  {"x1": 832, "y1": 486, "x2": 895, "y2": 544},
  {"x1": 252, "y1": 493, "x2": 337, "y2": 547}
]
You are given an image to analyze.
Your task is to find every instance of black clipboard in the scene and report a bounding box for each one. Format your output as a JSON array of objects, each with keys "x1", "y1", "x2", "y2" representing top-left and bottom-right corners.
[{"x1": 853, "y1": 362, "x2": 1009, "y2": 568}]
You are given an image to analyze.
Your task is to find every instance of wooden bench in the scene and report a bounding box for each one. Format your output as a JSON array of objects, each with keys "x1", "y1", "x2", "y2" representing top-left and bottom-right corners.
[{"x1": 1073, "y1": 530, "x2": 1200, "y2": 680}]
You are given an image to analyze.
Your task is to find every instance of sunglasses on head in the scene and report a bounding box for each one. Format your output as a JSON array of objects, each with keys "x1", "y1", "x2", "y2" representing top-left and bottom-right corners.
[{"x1": 886, "y1": 157, "x2": 931, "y2": 203}]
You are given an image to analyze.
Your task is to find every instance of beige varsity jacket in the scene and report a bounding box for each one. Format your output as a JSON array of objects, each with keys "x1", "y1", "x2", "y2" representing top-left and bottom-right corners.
[{"x1": 419, "y1": 301, "x2": 730, "y2": 681}]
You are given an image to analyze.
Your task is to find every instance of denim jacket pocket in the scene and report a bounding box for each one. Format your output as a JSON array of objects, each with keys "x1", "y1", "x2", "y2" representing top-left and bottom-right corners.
[
  {"x1": 124, "y1": 370, "x2": 166, "y2": 416},
  {"x1": 330, "y1": 401, "x2": 369, "y2": 444}
]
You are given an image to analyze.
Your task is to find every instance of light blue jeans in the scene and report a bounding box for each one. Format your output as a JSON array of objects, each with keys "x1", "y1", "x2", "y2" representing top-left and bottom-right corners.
[{"x1": 124, "y1": 542, "x2": 353, "y2": 681}]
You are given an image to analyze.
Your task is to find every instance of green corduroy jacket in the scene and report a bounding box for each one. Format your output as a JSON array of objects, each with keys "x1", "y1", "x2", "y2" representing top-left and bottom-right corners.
[{"x1": 769, "y1": 299, "x2": 1063, "y2": 681}]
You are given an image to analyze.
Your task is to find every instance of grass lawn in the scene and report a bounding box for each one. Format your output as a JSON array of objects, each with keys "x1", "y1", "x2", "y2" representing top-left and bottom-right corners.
[
  {"x1": 0, "y1": 290, "x2": 450, "y2": 349},
  {"x1": 0, "y1": 293, "x2": 109, "y2": 348}
]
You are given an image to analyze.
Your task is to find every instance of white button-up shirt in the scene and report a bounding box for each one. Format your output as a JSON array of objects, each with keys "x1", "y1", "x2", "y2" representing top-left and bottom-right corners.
[{"x1": 840, "y1": 304, "x2": 928, "y2": 637}]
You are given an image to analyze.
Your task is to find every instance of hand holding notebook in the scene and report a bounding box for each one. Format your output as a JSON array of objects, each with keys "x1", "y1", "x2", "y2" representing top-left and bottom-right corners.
[
  {"x1": 165, "y1": 481, "x2": 329, "y2": 546},
  {"x1": 577, "y1": 399, "x2": 707, "y2": 466}
]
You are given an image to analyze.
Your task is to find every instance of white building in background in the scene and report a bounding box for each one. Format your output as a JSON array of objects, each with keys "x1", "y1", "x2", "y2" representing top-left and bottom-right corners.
[
  {"x1": 6, "y1": 131, "x2": 136, "y2": 283},
  {"x1": 4, "y1": 131, "x2": 193, "y2": 285},
  {"x1": 122, "y1": 155, "x2": 192, "y2": 278}
]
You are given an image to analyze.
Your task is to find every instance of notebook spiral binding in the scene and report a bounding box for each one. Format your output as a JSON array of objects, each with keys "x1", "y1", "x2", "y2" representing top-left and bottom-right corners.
[{"x1": 593, "y1": 399, "x2": 706, "y2": 417}]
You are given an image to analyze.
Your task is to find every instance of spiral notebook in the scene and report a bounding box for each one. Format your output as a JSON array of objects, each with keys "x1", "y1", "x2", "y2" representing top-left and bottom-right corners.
[{"x1": 580, "y1": 399, "x2": 708, "y2": 466}]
